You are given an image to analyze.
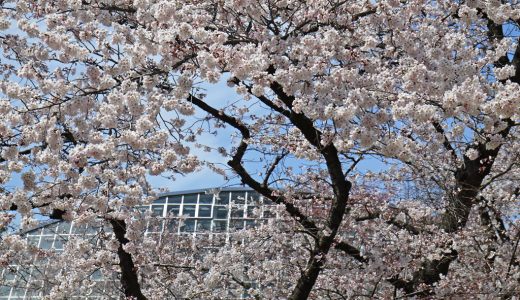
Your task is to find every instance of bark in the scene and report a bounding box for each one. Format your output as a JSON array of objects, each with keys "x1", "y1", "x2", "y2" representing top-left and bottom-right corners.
[{"x1": 109, "y1": 219, "x2": 147, "y2": 300}]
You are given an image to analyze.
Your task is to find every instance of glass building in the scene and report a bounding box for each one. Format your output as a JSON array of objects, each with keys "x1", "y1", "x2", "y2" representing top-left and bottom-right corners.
[{"x1": 0, "y1": 188, "x2": 277, "y2": 299}]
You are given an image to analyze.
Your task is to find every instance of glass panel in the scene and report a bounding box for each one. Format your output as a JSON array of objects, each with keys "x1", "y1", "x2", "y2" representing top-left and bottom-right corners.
[
  {"x1": 91, "y1": 270, "x2": 103, "y2": 281},
  {"x1": 72, "y1": 223, "x2": 88, "y2": 234},
  {"x1": 198, "y1": 193, "x2": 213, "y2": 204},
  {"x1": 183, "y1": 194, "x2": 198, "y2": 204},
  {"x1": 231, "y1": 192, "x2": 246, "y2": 204},
  {"x1": 197, "y1": 220, "x2": 211, "y2": 231},
  {"x1": 11, "y1": 287, "x2": 25, "y2": 296},
  {"x1": 213, "y1": 206, "x2": 228, "y2": 219},
  {"x1": 167, "y1": 196, "x2": 182, "y2": 204},
  {"x1": 42, "y1": 223, "x2": 58, "y2": 234},
  {"x1": 246, "y1": 206, "x2": 259, "y2": 218},
  {"x1": 165, "y1": 219, "x2": 178, "y2": 232},
  {"x1": 56, "y1": 222, "x2": 71, "y2": 234},
  {"x1": 26, "y1": 228, "x2": 42, "y2": 236},
  {"x1": 16, "y1": 268, "x2": 31, "y2": 280},
  {"x1": 151, "y1": 205, "x2": 164, "y2": 217},
  {"x1": 2, "y1": 269, "x2": 16, "y2": 281},
  {"x1": 215, "y1": 192, "x2": 230, "y2": 205},
  {"x1": 102, "y1": 223, "x2": 112, "y2": 233},
  {"x1": 231, "y1": 207, "x2": 244, "y2": 218},
  {"x1": 180, "y1": 220, "x2": 196, "y2": 233},
  {"x1": 30, "y1": 269, "x2": 44, "y2": 280},
  {"x1": 153, "y1": 197, "x2": 167, "y2": 204},
  {"x1": 40, "y1": 236, "x2": 54, "y2": 249},
  {"x1": 182, "y1": 205, "x2": 196, "y2": 217},
  {"x1": 247, "y1": 192, "x2": 261, "y2": 204},
  {"x1": 27, "y1": 236, "x2": 40, "y2": 246},
  {"x1": 212, "y1": 220, "x2": 228, "y2": 232},
  {"x1": 198, "y1": 205, "x2": 212, "y2": 218},
  {"x1": 86, "y1": 224, "x2": 100, "y2": 234},
  {"x1": 0, "y1": 285, "x2": 11, "y2": 296},
  {"x1": 246, "y1": 220, "x2": 256, "y2": 229},
  {"x1": 166, "y1": 205, "x2": 180, "y2": 217},
  {"x1": 53, "y1": 238, "x2": 65, "y2": 250}
]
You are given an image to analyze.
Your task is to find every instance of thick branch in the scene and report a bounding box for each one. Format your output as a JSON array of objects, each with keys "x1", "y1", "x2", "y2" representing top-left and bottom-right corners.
[
  {"x1": 109, "y1": 219, "x2": 147, "y2": 300},
  {"x1": 263, "y1": 71, "x2": 352, "y2": 300},
  {"x1": 442, "y1": 119, "x2": 514, "y2": 233},
  {"x1": 388, "y1": 248, "x2": 458, "y2": 296}
]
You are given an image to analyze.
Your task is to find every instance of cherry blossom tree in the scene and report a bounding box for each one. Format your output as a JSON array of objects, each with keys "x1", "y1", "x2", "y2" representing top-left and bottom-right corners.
[{"x1": 1, "y1": 0, "x2": 520, "y2": 299}]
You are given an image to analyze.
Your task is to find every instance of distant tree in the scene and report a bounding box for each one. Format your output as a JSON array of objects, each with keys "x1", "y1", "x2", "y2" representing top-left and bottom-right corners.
[{"x1": 0, "y1": 0, "x2": 519, "y2": 299}]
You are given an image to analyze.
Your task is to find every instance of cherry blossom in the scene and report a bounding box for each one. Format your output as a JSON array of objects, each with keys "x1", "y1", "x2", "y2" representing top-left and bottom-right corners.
[{"x1": 0, "y1": 0, "x2": 519, "y2": 299}]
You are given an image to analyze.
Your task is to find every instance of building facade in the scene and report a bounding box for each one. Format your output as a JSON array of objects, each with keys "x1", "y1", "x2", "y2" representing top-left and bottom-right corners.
[{"x1": 0, "y1": 188, "x2": 276, "y2": 299}]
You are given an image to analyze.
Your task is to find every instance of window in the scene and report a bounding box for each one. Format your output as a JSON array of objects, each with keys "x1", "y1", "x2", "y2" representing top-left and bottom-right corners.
[
  {"x1": 182, "y1": 205, "x2": 196, "y2": 217},
  {"x1": 246, "y1": 220, "x2": 257, "y2": 229},
  {"x1": 168, "y1": 196, "x2": 182, "y2": 204},
  {"x1": 180, "y1": 220, "x2": 196, "y2": 233},
  {"x1": 165, "y1": 219, "x2": 178, "y2": 232},
  {"x1": 0, "y1": 285, "x2": 11, "y2": 297},
  {"x1": 216, "y1": 192, "x2": 230, "y2": 204},
  {"x1": 197, "y1": 220, "x2": 211, "y2": 231},
  {"x1": 151, "y1": 205, "x2": 164, "y2": 217},
  {"x1": 91, "y1": 269, "x2": 103, "y2": 281},
  {"x1": 27, "y1": 236, "x2": 40, "y2": 246},
  {"x1": 72, "y1": 224, "x2": 88, "y2": 234},
  {"x1": 2, "y1": 269, "x2": 16, "y2": 281},
  {"x1": 26, "y1": 228, "x2": 42, "y2": 236},
  {"x1": 42, "y1": 224, "x2": 57, "y2": 234},
  {"x1": 53, "y1": 238, "x2": 65, "y2": 250},
  {"x1": 198, "y1": 205, "x2": 212, "y2": 217},
  {"x1": 213, "y1": 206, "x2": 228, "y2": 219},
  {"x1": 198, "y1": 193, "x2": 213, "y2": 204},
  {"x1": 231, "y1": 207, "x2": 244, "y2": 218},
  {"x1": 153, "y1": 197, "x2": 167, "y2": 204},
  {"x1": 212, "y1": 220, "x2": 228, "y2": 232},
  {"x1": 166, "y1": 205, "x2": 180, "y2": 216},
  {"x1": 247, "y1": 192, "x2": 261, "y2": 204},
  {"x1": 183, "y1": 194, "x2": 198, "y2": 204},
  {"x1": 10, "y1": 287, "x2": 25, "y2": 297},
  {"x1": 40, "y1": 236, "x2": 54, "y2": 249},
  {"x1": 56, "y1": 222, "x2": 71, "y2": 234},
  {"x1": 231, "y1": 192, "x2": 246, "y2": 204},
  {"x1": 246, "y1": 206, "x2": 259, "y2": 218},
  {"x1": 86, "y1": 224, "x2": 100, "y2": 234}
]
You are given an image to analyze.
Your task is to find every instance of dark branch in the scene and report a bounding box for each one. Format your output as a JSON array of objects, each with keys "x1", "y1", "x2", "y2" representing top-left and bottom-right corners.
[{"x1": 109, "y1": 219, "x2": 147, "y2": 300}]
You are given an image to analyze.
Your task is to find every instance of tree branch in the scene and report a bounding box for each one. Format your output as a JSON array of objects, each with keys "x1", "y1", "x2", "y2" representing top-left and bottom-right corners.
[{"x1": 109, "y1": 219, "x2": 147, "y2": 300}]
